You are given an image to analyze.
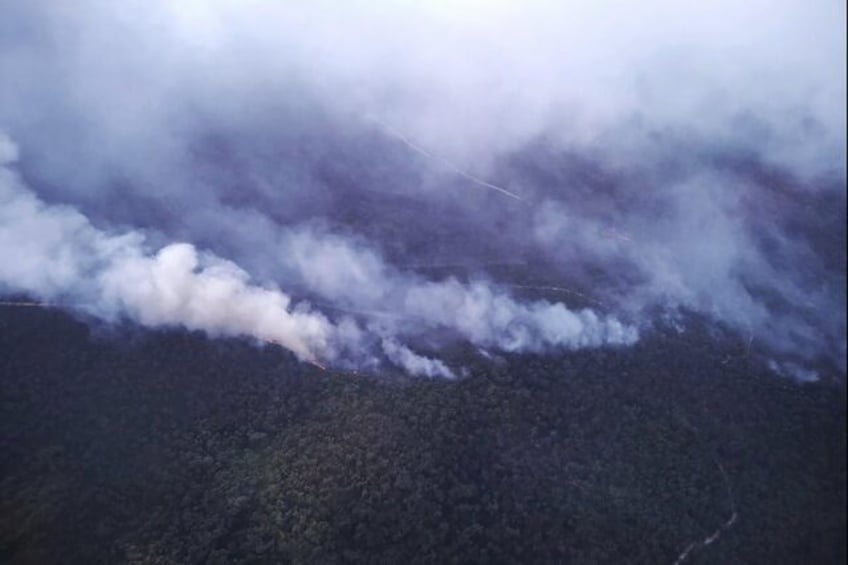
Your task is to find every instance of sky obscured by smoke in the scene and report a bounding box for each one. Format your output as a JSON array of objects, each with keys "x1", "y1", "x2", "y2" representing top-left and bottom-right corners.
[{"x1": 1, "y1": 1, "x2": 845, "y2": 376}]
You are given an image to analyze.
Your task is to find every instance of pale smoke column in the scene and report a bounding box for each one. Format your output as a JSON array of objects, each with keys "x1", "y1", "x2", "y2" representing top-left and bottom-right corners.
[
  {"x1": 400, "y1": 279, "x2": 639, "y2": 351},
  {"x1": 381, "y1": 338, "x2": 455, "y2": 379},
  {"x1": 283, "y1": 229, "x2": 640, "y2": 353},
  {"x1": 0, "y1": 139, "x2": 337, "y2": 365},
  {"x1": 1, "y1": 131, "x2": 639, "y2": 377},
  {"x1": 97, "y1": 244, "x2": 334, "y2": 363}
]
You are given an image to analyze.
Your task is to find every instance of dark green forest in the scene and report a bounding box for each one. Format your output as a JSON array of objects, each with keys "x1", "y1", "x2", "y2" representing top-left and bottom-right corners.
[{"x1": 0, "y1": 305, "x2": 844, "y2": 564}]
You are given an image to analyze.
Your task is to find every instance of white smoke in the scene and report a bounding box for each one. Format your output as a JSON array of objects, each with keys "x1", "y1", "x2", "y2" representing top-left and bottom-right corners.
[
  {"x1": 97, "y1": 244, "x2": 335, "y2": 363},
  {"x1": 0, "y1": 134, "x2": 635, "y2": 375},
  {"x1": 280, "y1": 227, "x2": 638, "y2": 351},
  {"x1": 1, "y1": 1, "x2": 843, "y2": 189},
  {"x1": 0, "y1": 1, "x2": 844, "y2": 375},
  {"x1": 381, "y1": 339, "x2": 455, "y2": 379},
  {"x1": 0, "y1": 143, "x2": 337, "y2": 364},
  {"x1": 768, "y1": 360, "x2": 820, "y2": 383}
]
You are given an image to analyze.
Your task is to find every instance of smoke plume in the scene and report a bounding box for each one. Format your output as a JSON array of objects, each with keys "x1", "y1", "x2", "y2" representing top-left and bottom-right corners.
[{"x1": 0, "y1": 1, "x2": 844, "y2": 377}]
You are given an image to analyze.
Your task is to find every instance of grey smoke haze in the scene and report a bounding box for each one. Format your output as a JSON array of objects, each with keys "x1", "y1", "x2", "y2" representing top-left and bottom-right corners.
[
  {"x1": 0, "y1": 1, "x2": 845, "y2": 375},
  {"x1": 0, "y1": 144, "x2": 337, "y2": 364},
  {"x1": 0, "y1": 136, "x2": 635, "y2": 374}
]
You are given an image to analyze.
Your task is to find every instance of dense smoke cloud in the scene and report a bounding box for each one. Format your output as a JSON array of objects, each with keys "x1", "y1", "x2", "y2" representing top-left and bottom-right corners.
[
  {"x1": 1, "y1": 136, "x2": 634, "y2": 374},
  {"x1": 0, "y1": 143, "x2": 336, "y2": 363},
  {"x1": 0, "y1": 1, "x2": 844, "y2": 376}
]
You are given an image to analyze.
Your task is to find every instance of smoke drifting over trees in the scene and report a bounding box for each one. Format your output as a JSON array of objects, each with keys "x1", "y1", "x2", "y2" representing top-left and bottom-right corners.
[{"x1": 0, "y1": 1, "x2": 844, "y2": 376}]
